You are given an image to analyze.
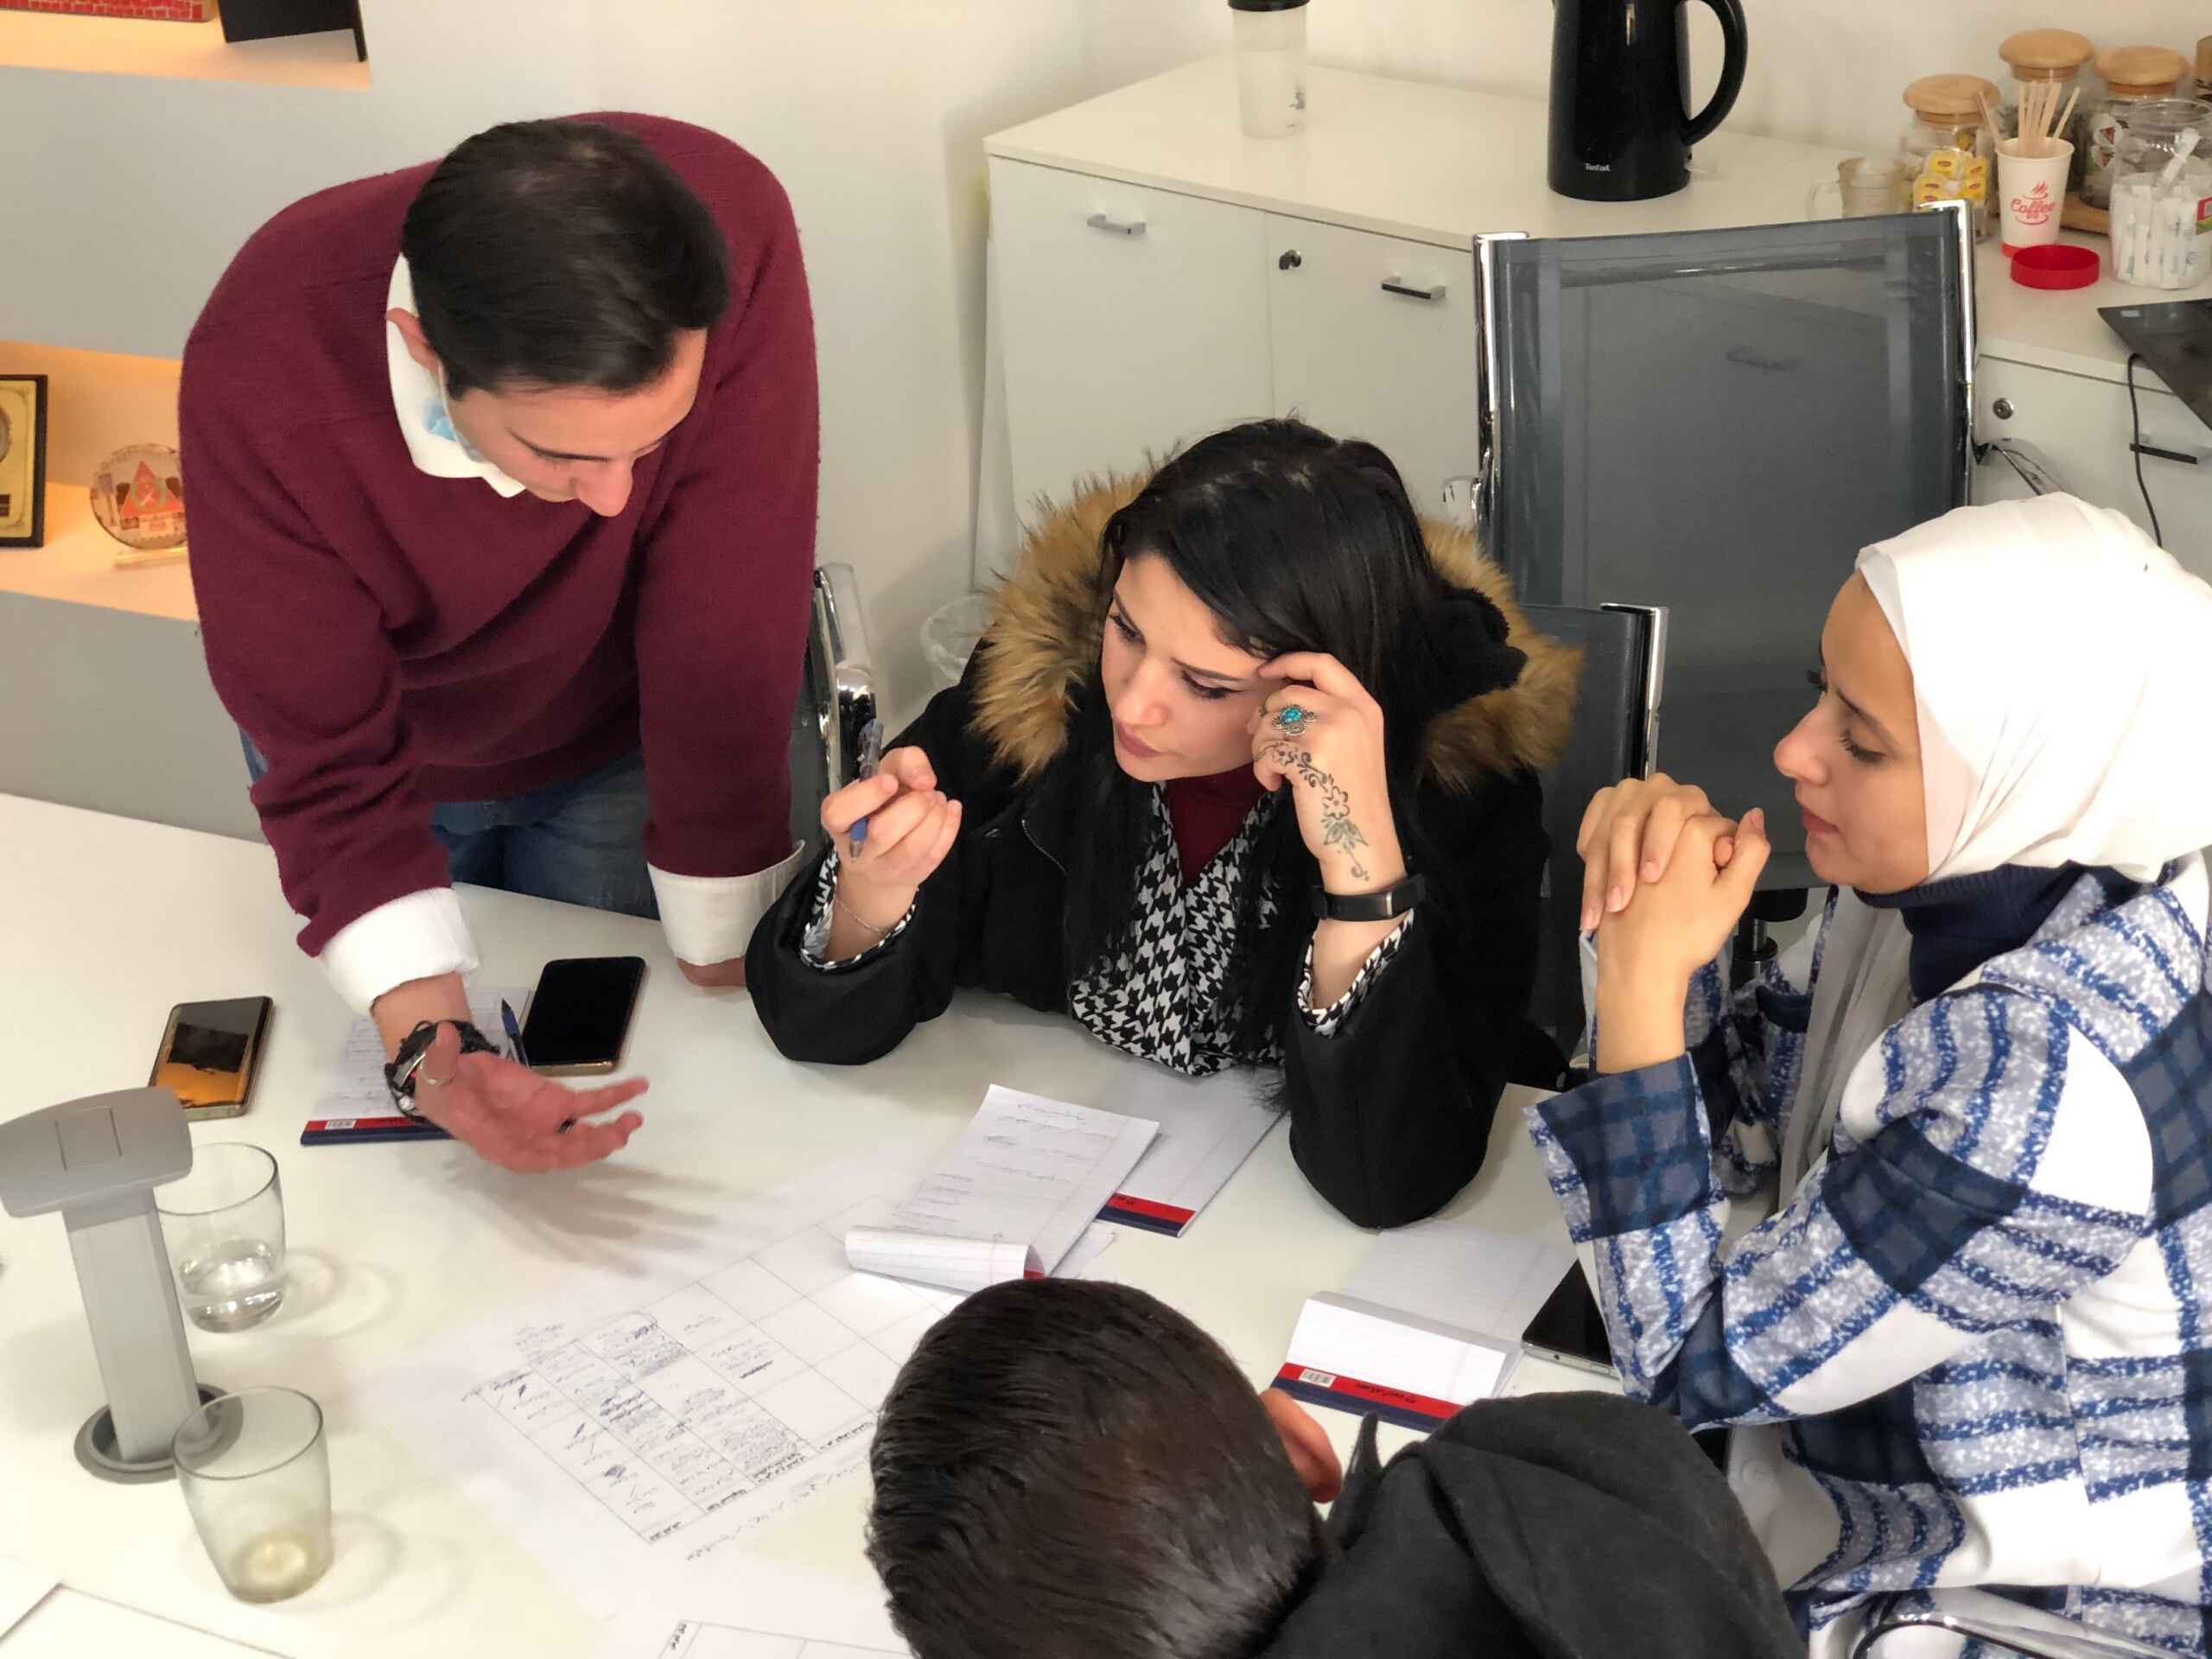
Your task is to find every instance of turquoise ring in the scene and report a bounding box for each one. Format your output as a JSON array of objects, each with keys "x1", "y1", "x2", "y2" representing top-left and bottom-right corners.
[{"x1": 1274, "y1": 703, "x2": 1311, "y2": 734}]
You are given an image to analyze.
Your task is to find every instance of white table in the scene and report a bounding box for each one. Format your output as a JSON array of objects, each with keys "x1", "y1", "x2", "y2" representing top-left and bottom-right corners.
[{"x1": 0, "y1": 793, "x2": 1594, "y2": 1656}]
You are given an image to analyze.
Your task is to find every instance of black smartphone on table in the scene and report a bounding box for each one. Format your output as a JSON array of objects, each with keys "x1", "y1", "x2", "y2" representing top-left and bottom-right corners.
[
  {"x1": 1521, "y1": 1262, "x2": 1618, "y2": 1378},
  {"x1": 149, "y1": 996, "x2": 273, "y2": 1121},
  {"x1": 1522, "y1": 1260, "x2": 1731, "y2": 1474},
  {"x1": 518, "y1": 957, "x2": 645, "y2": 1075}
]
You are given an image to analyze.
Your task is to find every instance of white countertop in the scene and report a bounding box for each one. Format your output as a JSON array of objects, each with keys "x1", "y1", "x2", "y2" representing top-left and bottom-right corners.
[
  {"x1": 986, "y1": 54, "x2": 2182, "y2": 391},
  {"x1": 0, "y1": 794, "x2": 1596, "y2": 1656}
]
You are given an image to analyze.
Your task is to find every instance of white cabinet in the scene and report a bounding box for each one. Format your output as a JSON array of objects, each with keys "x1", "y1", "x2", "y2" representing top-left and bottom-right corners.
[
  {"x1": 1974, "y1": 355, "x2": 2212, "y2": 581},
  {"x1": 990, "y1": 156, "x2": 1482, "y2": 530},
  {"x1": 990, "y1": 159, "x2": 1270, "y2": 520},
  {"x1": 1266, "y1": 218, "x2": 1478, "y2": 517},
  {"x1": 988, "y1": 59, "x2": 2212, "y2": 583}
]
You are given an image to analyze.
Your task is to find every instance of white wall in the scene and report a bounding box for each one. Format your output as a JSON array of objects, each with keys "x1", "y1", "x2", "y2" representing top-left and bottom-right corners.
[
  {"x1": 0, "y1": 0, "x2": 1090, "y2": 721},
  {"x1": 1083, "y1": 0, "x2": 2212, "y2": 156},
  {"x1": 11, "y1": 0, "x2": 2209, "y2": 724}
]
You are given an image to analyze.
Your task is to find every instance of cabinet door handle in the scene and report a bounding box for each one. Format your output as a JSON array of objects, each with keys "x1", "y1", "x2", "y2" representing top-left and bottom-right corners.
[
  {"x1": 1382, "y1": 277, "x2": 1446, "y2": 302},
  {"x1": 1086, "y1": 213, "x2": 1147, "y2": 238},
  {"x1": 2132, "y1": 441, "x2": 2205, "y2": 467}
]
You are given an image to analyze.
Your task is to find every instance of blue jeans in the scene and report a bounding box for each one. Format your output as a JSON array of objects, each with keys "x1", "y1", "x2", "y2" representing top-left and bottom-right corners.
[{"x1": 242, "y1": 738, "x2": 659, "y2": 920}]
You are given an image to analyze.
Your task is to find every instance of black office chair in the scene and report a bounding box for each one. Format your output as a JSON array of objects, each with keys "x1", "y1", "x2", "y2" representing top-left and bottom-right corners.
[
  {"x1": 1853, "y1": 1592, "x2": 2176, "y2": 1658},
  {"x1": 1471, "y1": 200, "x2": 1976, "y2": 904},
  {"x1": 1516, "y1": 601, "x2": 1667, "y2": 1084},
  {"x1": 787, "y1": 563, "x2": 879, "y2": 856}
]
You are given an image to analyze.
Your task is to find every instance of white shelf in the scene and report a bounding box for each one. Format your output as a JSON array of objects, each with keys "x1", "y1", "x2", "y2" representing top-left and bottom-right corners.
[
  {"x1": 0, "y1": 9, "x2": 367, "y2": 89},
  {"x1": 2, "y1": 483, "x2": 198, "y2": 621}
]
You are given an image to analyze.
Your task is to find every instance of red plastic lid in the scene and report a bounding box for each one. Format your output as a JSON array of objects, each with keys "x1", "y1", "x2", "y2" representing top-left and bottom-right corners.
[{"x1": 2010, "y1": 244, "x2": 2101, "y2": 289}]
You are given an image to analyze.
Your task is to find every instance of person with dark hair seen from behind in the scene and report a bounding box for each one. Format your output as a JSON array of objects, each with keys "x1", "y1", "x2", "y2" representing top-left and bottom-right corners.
[
  {"x1": 181, "y1": 118, "x2": 818, "y2": 1173},
  {"x1": 747, "y1": 419, "x2": 1572, "y2": 1227},
  {"x1": 867, "y1": 1278, "x2": 1806, "y2": 1659}
]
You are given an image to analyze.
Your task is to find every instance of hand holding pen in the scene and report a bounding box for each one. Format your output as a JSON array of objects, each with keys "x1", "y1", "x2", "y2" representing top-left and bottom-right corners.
[{"x1": 818, "y1": 732, "x2": 960, "y2": 957}]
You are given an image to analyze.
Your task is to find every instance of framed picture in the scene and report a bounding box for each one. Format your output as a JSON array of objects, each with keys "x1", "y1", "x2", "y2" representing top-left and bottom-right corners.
[{"x1": 0, "y1": 374, "x2": 48, "y2": 550}]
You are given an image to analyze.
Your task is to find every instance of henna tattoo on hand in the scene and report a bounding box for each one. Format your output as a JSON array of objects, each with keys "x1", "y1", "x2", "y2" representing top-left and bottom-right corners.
[{"x1": 1269, "y1": 743, "x2": 1370, "y2": 881}]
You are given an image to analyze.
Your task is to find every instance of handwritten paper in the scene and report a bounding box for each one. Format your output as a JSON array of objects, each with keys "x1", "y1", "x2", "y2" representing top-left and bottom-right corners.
[
  {"x1": 371, "y1": 1148, "x2": 1122, "y2": 1621},
  {"x1": 1096, "y1": 1065, "x2": 1281, "y2": 1236},
  {"x1": 600, "y1": 1610, "x2": 905, "y2": 1658},
  {"x1": 845, "y1": 1088, "x2": 1156, "y2": 1294},
  {"x1": 311, "y1": 985, "x2": 531, "y2": 1117}
]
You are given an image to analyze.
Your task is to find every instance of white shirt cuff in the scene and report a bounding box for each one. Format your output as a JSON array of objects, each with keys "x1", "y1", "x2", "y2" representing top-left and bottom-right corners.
[
  {"x1": 320, "y1": 887, "x2": 481, "y2": 1015},
  {"x1": 650, "y1": 842, "x2": 806, "y2": 965}
]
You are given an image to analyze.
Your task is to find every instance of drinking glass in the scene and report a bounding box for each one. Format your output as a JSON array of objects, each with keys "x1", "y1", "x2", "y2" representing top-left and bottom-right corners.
[
  {"x1": 157, "y1": 1142, "x2": 286, "y2": 1332},
  {"x1": 174, "y1": 1387, "x2": 333, "y2": 1604}
]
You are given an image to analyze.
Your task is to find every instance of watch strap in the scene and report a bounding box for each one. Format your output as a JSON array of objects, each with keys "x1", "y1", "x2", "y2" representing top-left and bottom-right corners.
[
  {"x1": 385, "y1": 1019, "x2": 500, "y2": 1116},
  {"x1": 1311, "y1": 874, "x2": 1426, "y2": 923}
]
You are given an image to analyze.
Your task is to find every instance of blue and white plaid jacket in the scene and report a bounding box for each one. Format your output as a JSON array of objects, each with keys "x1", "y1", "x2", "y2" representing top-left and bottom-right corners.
[{"x1": 1529, "y1": 856, "x2": 2212, "y2": 1656}]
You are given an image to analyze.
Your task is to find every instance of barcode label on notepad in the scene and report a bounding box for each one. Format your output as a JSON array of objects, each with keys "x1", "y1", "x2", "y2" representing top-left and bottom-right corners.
[
  {"x1": 323, "y1": 1118, "x2": 359, "y2": 1130},
  {"x1": 1298, "y1": 1368, "x2": 1338, "y2": 1388}
]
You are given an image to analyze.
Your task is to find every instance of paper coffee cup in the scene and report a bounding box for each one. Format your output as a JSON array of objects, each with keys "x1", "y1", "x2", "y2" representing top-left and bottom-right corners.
[{"x1": 1999, "y1": 138, "x2": 2073, "y2": 253}]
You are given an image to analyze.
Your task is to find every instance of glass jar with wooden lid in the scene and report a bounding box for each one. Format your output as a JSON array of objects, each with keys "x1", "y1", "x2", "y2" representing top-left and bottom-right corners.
[
  {"x1": 2084, "y1": 45, "x2": 2192, "y2": 207},
  {"x1": 1900, "y1": 74, "x2": 1999, "y2": 233},
  {"x1": 1998, "y1": 29, "x2": 2094, "y2": 188}
]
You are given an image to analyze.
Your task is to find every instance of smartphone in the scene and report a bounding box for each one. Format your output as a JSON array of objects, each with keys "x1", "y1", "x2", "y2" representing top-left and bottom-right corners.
[
  {"x1": 1523, "y1": 1262, "x2": 1730, "y2": 1473},
  {"x1": 519, "y1": 957, "x2": 645, "y2": 1075},
  {"x1": 149, "y1": 996, "x2": 273, "y2": 1122},
  {"x1": 1520, "y1": 1262, "x2": 1618, "y2": 1379}
]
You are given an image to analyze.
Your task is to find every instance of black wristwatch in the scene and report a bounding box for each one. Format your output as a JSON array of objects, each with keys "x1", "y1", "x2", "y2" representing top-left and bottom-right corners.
[
  {"x1": 385, "y1": 1019, "x2": 501, "y2": 1116},
  {"x1": 1311, "y1": 873, "x2": 1425, "y2": 923}
]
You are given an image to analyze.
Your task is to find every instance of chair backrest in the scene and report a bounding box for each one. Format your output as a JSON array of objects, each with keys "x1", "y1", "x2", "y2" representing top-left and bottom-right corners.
[
  {"x1": 788, "y1": 563, "x2": 880, "y2": 855},
  {"x1": 1519, "y1": 601, "x2": 1665, "y2": 1071},
  {"x1": 1475, "y1": 204, "x2": 1974, "y2": 892}
]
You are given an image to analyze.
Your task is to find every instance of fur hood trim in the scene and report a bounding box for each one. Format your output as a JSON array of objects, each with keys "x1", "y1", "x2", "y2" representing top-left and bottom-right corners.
[{"x1": 971, "y1": 473, "x2": 1579, "y2": 793}]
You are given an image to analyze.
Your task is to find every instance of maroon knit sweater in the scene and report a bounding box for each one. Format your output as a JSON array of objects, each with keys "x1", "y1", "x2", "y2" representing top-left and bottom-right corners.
[{"x1": 181, "y1": 113, "x2": 819, "y2": 957}]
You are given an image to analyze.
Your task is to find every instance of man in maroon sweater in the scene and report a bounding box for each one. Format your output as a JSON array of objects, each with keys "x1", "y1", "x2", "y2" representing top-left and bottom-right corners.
[{"x1": 182, "y1": 116, "x2": 818, "y2": 1170}]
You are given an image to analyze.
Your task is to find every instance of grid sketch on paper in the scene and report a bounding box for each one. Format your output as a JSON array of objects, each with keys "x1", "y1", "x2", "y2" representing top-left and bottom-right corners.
[{"x1": 470, "y1": 1198, "x2": 961, "y2": 1548}]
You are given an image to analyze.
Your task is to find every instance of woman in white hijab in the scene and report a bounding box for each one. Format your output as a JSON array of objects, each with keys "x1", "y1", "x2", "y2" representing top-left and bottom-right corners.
[{"x1": 1531, "y1": 494, "x2": 2212, "y2": 1657}]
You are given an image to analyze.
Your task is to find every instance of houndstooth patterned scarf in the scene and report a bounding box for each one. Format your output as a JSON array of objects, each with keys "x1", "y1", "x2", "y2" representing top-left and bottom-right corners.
[{"x1": 1066, "y1": 786, "x2": 1285, "y2": 1076}]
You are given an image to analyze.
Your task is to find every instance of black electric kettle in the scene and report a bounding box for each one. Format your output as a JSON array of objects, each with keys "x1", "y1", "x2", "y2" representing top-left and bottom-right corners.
[{"x1": 1548, "y1": 0, "x2": 1749, "y2": 201}]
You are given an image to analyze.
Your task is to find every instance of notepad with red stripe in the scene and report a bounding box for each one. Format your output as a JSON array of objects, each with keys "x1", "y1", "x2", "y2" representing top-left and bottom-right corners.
[
  {"x1": 1095, "y1": 1065, "x2": 1281, "y2": 1237},
  {"x1": 1274, "y1": 1295, "x2": 1522, "y2": 1432},
  {"x1": 1272, "y1": 1222, "x2": 1579, "y2": 1431}
]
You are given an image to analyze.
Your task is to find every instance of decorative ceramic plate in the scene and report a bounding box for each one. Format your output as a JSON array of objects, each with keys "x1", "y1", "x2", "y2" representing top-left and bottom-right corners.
[{"x1": 90, "y1": 442, "x2": 188, "y2": 550}]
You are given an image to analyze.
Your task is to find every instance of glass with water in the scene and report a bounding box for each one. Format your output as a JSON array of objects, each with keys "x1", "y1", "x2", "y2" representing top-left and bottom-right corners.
[
  {"x1": 173, "y1": 1387, "x2": 333, "y2": 1602},
  {"x1": 157, "y1": 1141, "x2": 287, "y2": 1331}
]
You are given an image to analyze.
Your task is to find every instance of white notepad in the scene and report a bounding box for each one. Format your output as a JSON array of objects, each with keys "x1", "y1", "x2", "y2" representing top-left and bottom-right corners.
[
  {"x1": 1097, "y1": 1065, "x2": 1282, "y2": 1236},
  {"x1": 1273, "y1": 1220, "x2": 1577, "y2": 1429},
  {"x1": 845, "y1": 1086, "x2": 1158, "y2": 1294}
]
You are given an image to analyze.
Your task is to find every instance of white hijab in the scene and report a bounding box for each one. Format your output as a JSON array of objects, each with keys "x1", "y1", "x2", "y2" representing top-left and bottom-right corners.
[{"x1": 1778, "y1": 494, "x2": 2212, "y2": 1195}]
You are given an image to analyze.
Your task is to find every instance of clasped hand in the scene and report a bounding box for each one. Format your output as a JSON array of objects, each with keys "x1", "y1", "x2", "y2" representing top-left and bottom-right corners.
[{"x1": 1577, "y1": 775, "x2": 1769, "y2": 1070}]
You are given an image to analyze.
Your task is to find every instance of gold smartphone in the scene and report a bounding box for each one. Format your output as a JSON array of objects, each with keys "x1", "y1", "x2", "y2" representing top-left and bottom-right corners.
[
  {"x1": 518, "y1": 957, "x2": 645, "y2": 1076},
  {"x1": 149, "y1": 996, "x2": 273, "y2": 1122}
]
